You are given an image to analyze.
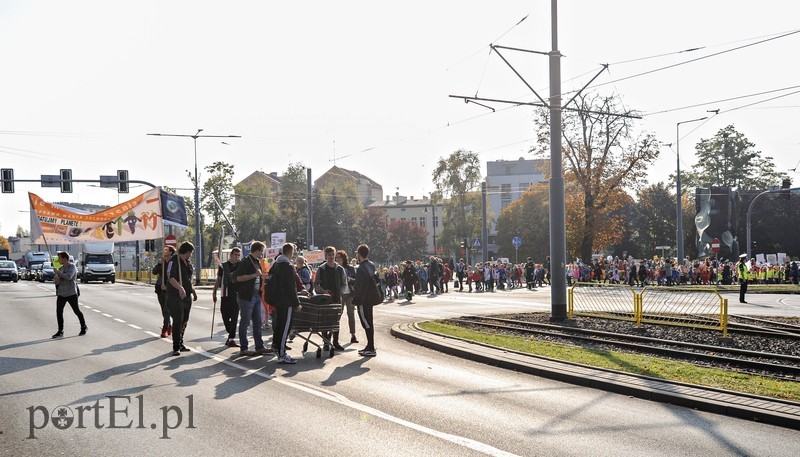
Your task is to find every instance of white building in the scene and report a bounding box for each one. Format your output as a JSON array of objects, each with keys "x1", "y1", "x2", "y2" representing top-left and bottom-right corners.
[{"x1": 369, "y1": 193, "x2": 444, "y2": 256}]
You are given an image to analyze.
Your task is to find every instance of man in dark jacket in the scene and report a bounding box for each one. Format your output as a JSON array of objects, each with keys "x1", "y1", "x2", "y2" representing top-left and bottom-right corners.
[
  {"x1": 353, "y1": 244, "x2": 378, "y2": 357},
  {"x1": 167, "y1": 242, "x2": 198, "y2": 356},
  {"x1": 213, "y1": 247, "x2": 241, "y2": 348},
  {"x1": 152, "y1": 245, "x2": 175, "y2": 338},
  {"x1": 270, "y1": 243, "x2": 302, "y2": 364}
]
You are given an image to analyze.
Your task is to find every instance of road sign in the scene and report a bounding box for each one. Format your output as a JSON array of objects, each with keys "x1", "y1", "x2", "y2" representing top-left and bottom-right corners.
[
  {"x1": 472, "y1": 237, "x2": 481, "y2": 248},
  {"x1": 512, "y1": 236, "x2": 522, "y2": 248},
  {"x1": 165, "y1": 235, "x2": 177, "y2": 247},
  {"x1": 711, "y1": 238, "x2": 720, "y2": 253},
  {"x1": 41, "y1": 174, "x2": 60, "y2": 188}
]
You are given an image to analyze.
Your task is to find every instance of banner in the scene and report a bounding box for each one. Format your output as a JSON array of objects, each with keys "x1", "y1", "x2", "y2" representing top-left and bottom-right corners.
[
  {"x1": 29, "y1": 188, "x2": 165, "y2": 244},
  {"x1": 160, "y1": 189, "x2": 188, "y2": 226},
  {"x1": 270, "y1": 232, "x2": 286, "y2": 248}
]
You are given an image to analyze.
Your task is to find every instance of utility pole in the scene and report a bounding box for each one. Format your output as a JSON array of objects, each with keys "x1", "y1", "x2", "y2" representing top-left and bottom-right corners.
[{"x1": 147, "y1": 130, "x2": 241, "y2": 285}]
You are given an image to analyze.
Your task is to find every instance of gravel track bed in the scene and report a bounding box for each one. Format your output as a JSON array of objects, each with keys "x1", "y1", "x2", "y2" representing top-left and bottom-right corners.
[{"x1": 447, "y1": 313, "x2": 800, "y2": 380}]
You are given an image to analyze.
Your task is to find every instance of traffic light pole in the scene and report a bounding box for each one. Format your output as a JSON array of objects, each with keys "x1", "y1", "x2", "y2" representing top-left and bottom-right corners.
[
  {"x1": 6, "y1": 178, "x2": 157, "y2": 189},
  {"x1": 746, "y1": 185, "x2": 796, "y2": 258}
]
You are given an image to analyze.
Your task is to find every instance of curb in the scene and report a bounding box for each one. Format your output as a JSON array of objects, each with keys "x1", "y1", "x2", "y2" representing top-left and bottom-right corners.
[{"x1": 391, "y1": 322, "x2": 800, "y2": 430}]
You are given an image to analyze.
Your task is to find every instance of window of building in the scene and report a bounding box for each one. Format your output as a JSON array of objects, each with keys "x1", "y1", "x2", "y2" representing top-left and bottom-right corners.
[
  {"x1": 390, "y1": 218, "x2": 396, "y2": 223},
  {"x1": 433, "y1": 216, "x2": 438, "y2": 228},
  {"x1": 411, "y1": 217, "x2": 417, "y2": 226},
  {"x1": 420, "y1": 217, "x2": 426, "y2": 228},
  {"x1": 501, "y1": 183, "x2": 512, "y2": 209}
]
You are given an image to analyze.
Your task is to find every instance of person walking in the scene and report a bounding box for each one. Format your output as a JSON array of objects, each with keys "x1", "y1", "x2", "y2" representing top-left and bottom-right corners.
[
  {"x1": 52, "y1": 251, "x2": 87, "y2": 338},
  {"x1": 213, "y1": 247, "x2": 241, "y2": 348},
  {"x1": 313, "y1": 246, "x2": 346, "y2": 351},
  {"x1": 353, "y1": 244, "x2": 379, "y2": 357},
  {"x1": 166, "y1": 242, "x2": 198, "y2": 356},
  {"x1": 234, "y1": 241, "x2": 272, "y2": 357},
  {"x1": 152, "y1": 246, "x2": 175, "y2": 338},
  {"x1": 270, "y1": 243, "x2": 302, "y2": 364},
  {"x1": 737, "y1": 254, "x2": 749, "y2": 303}
]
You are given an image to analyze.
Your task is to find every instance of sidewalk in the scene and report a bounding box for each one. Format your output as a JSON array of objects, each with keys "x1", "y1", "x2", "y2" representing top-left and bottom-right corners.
[{"x1": 391, "y1": 322, "x2": 800, "y2": 430}]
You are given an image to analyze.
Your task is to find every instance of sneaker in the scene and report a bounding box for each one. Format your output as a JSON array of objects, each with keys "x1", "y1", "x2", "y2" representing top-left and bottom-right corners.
[
  {"x1": 179, "y1": 345, "x2": 190, "y2": 352},
  {"x1": 239, "y1": 349, "x2": 256, "y2": 356},
  {"x1": 350, "y1": 335, "x2": 359, "y2": 344},
  {"x1": 255, "y1": 347, "x2": 274, "y2": 355},
  {"x1": 171, "y1": 350, "x2": 181, "y2": 356},
  {"x1": 52, "y1": 331, "x2": 63, "y2": 339},
  {"x1": 277, "y1": 354, "x2": 297, "y2": 364},
  {"x1": 160, "y1": 327, "x2": 168, "y2": 338},
  {"x1": 358, "y1": 348, "x2": 377, "y2": 357},
  {"x1": 225, "y1": 339, "x2": 240, "y2": 348},
  {"x1": 333, "y1": 343, "x2": 345, "y2": 351},
  {"x1": 79, "y1": 326, "x2": 88, "y2": 336},
  {"x1": 166, "y1": 325, "x2": 173, "y2": 336}
]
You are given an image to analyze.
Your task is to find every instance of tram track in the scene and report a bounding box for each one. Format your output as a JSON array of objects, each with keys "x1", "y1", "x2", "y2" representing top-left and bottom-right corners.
[{"x1": 449, "y1": 315, "x2": 800, "y2": 380}]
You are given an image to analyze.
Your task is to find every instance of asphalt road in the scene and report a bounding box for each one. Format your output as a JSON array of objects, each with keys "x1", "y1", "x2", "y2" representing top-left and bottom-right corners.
[{"x1": 1, "y1": 280, "x2": 798, "y2": 456}]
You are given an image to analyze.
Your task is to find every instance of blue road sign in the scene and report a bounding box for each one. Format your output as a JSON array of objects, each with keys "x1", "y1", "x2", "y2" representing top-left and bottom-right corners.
[
  {"x1": 512, "y1": 236, "x2": 522, "y2": 248},
  {"x1": 472, "y1": 237, "x2": 481, "y2": 248}
]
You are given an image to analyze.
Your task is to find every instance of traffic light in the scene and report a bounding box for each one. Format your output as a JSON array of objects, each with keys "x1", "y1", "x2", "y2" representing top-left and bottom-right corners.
[
  {"x1": 460, "y1": 238, "x2": 467, "y2": 249},
  {"x1": 782, "y1": 177, "x2": 792, "y2": 200},
  {"x1": 296, "y1": 237, "x2": 305, "y2": 251},
  {"x1": 144, "y1": 239, "x2": 154, "y2": 251},
  {"x1": 1, "y1": 168, "x2": 13, "y2": 193},
  {"x1": 60, "y1": 169, "x2": 72, "y2": 193},
  {"x1": 117, "y1": 170, "x2": 129, "y2": 193}
]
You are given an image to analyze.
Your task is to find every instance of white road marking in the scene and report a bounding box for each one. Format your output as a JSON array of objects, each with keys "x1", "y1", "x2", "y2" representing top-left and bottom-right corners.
[
  {"x1": 114, "y1": 318, "x2": 126, "y2": 323},
  {"x1": 143, "y1": 331, "x2": 161, "y2": 338},
  {"x1": 102, "y1": 313, "x2": 113, "y2": 318},
  {"x1": 128, "y1": 324, "x2": 142, "y2": 330},
  {"x1": 188, "y1": 346, "x2": 520, "y2": 457},
  {"x1": 92, "y1": 309, "x2": 102, "y2": 313}
]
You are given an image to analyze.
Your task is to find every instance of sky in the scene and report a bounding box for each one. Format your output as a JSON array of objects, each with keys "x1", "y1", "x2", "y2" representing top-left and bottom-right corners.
[{"x1": 2, "y1": 0, "x2": 800, "y2": 237}]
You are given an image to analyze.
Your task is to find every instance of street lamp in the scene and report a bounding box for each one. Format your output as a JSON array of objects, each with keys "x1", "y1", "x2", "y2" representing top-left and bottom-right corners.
[
  {"x1": 424, "y1": 196, "x2": 437, "y2": 255},
  {"x1": 147, "y1": 130, "x2": 241, "y2": 285},
  {"x1": 675, "y1": 116, "x2": 707, "y2": 264}
]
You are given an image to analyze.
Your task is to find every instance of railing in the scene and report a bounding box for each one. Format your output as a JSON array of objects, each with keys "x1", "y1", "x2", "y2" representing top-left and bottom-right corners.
[{"x1": 568, "y1": 282, "x2": 728, "y2": 336}]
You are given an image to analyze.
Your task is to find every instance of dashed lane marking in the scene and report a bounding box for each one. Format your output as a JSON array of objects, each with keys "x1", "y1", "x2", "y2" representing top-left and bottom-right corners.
[
  {"x1": 102, "y1": 313, "x2": 113, "y2": 318},
  {"x1": 114, "y1": 318, "x2": 126, "y2": 323},
  {"x1": 128, "y1": 324, "x2": 142, "y2": 330}
]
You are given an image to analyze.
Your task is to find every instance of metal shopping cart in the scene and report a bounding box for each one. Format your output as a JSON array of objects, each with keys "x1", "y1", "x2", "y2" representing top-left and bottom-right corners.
[{"x1": 291, "y1": 294, "x2": 343, "y2": 358}]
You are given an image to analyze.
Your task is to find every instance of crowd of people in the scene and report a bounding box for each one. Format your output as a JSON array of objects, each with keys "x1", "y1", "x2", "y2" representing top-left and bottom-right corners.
[{"x1": 567, "y1": 256, "x2": 800, "y2": 287}]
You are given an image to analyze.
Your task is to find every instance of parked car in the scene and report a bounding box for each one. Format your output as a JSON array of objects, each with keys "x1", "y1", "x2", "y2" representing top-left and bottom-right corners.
[
  {"x1": 0, "y1": 260, "x2": 19, "y2": 282},
  {"x1": 38, "y1": 262, "x2": 55, "y2": 282},
  {"x1": 25, "y1": 264, "x2": 42, "y2": 281}
]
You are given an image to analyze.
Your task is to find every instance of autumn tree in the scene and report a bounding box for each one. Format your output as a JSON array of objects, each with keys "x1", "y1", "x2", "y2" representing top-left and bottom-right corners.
[
  {"x1": 352, "y1": 207, "x2": 390, "y2": 265},
  {"x1": 387, "y1": 220, "x2": 428, "y2": 265},
  {"x1": 432, "y1": 149, "x2": 484, "y2": 254},
  {"x1": 532, "y1": 93, "x2": 659, "y2": 261},
  {"x1": 496, "y1": 183, "x2": 550, "y2": 262}
]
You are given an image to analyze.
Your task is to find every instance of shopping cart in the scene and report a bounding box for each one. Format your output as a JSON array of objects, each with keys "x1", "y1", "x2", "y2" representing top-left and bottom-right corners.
[{"x1": 291, "y1": 294, "x2": 343, "y2": 358}]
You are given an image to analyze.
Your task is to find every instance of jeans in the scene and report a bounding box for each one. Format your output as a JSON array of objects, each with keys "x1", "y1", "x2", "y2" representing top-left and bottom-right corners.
[
  {"x1": 56, "y1": 294, "x2": 86, "y2": 331},
  {"x1": 166, "y1": 294, "x2": 192, "y2": 351},
  {"x1": 237, "y1": 294, "x2": 264, "y2": 351}
]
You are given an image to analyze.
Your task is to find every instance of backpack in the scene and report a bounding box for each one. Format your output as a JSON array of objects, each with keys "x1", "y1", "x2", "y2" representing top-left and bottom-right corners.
[{"x1": 265, "y1": 268, "x2": 280, "y2": 304}]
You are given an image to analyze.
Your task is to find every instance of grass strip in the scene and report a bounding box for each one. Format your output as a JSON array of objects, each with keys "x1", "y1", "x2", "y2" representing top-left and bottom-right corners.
[{"x1": 418, "y1": 321, "x2": 800, "y2": 401}]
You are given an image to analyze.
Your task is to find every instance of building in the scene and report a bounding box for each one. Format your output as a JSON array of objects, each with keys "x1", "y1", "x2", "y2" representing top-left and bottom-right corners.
[
  {"x1": 485, "y1": 158, "x2": 548, "y2": 258},
  {"x1": 315, "y1": 166, "x2": 382, "y2": 207},
  {"x1": 369, "y1": 193, "x2": 444, "y2": 256}
]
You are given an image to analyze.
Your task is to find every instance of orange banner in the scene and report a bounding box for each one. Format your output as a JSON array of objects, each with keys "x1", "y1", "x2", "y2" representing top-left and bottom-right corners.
[{"x1": 29, "y1": 188, "x2": 164, "y2": 244}]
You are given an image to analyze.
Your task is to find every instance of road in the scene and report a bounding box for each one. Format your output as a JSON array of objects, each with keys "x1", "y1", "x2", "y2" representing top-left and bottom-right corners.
[{"x1": 1, "y1": 280, "x2": 798, "y2": 456}]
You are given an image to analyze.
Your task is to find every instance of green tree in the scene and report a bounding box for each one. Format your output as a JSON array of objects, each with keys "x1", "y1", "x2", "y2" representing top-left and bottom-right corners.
[
  {"x1": 387, "y1": 220, "x2": 428, "y2": 264},
  {"x1": 234, "y1": 179, "x2": 279, "y2": 244},
  {"x1": 496, "y1": 184, "x2": 550, "y2": 262},
  {"x1": 532, "y1": 93, "x2": 659, "y2": 262},
  {"x1": 198, "y1": 162, "x2": 235, "y2": 266},
  {"x1": 279, "y1": 163, "x2": 309, "y2": 243},
  {"x1": 677, "y1": 125, "x2": 782, "y2": 191},
  {"x1": 432, "y1": 149, "x2": 483, "y2": 254},
  {"x1": 352, "y1": 207, "x2": 390, "y2": 265},
  {"x1": 314, "y1": 178, "x2": 363, "y2": 252}
]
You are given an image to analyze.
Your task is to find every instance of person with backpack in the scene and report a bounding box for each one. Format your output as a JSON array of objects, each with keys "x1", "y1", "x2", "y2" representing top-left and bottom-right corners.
[
  {"x1": 353, "y1": 244, "x2": 379, "y2": 357},
  {"x1": 213, "y1": 247, "x2": 241, "y2": 348},
  {"x1": 268, "y1": 243, "x2": 303, "y2": 364},
  {"x1": 152, "y1": 245, "x2": 175, "y2": 338}
]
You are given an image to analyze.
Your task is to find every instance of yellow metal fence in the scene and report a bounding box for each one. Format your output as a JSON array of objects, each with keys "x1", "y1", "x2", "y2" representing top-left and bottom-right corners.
[{"x1": 568, "y1": 282, "x2": 728, "y2": 336}]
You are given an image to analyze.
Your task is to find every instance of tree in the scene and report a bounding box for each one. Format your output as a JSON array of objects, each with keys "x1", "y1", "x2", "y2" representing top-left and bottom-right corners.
[
  {"x1": 432, "y1": 149, "x2": 484, "y2": 254},
  {"x1": 0, "y1": 235, "x2": 10, "y2": 251},
  {"x1": 198, "y1": 162, "x2": 235, "y2": 266},
  {"x1": 496, "y1": 183, "x2": 550, "y2": 262},
  {"x1": 387, "y1": 220, "x2": 428, "y2": 264},
  {"x1": 234, "y1": 178, "x2": 280, "y2": 244},
  {"x1": 532, "y1": 93, "x2": 659, "y2": 262},
  {"x1": 314, "y1": 178, "x2": 363, "y2": 253},
  {"x1": 279, "y1": 163, "x2": 309, "y2": 243},
  {"x1": 352, "y1": 207, "x2": 390, "y2": 265},
  {"x1": 676, "y1": 125, "x2": 782, "y2": 191}
]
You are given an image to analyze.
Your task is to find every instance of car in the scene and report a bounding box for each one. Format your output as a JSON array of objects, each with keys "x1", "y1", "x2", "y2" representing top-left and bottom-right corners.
[
  {"x1": 28, "y1": 264, "x2": 43, "y2": 281},
  {"x1": 0, "y1": 260, "x2": 19, "y2": 282},
  {"x1": 38, "y1": 262, "x2": 55, "y2": 282}
]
